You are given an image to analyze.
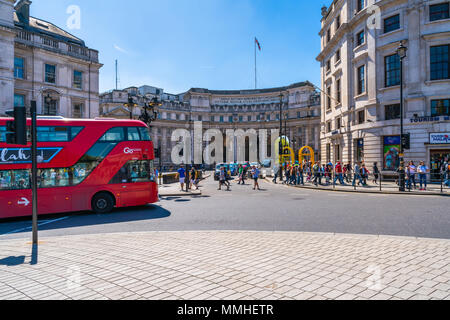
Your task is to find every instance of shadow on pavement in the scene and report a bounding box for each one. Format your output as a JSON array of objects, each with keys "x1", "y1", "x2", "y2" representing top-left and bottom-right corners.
[
  {"x1": 0, "y1": 256, "x2": 25, "y2": 266},
  {"x1": 0, "y1": 205, "x2": 171, "y2": 236}
]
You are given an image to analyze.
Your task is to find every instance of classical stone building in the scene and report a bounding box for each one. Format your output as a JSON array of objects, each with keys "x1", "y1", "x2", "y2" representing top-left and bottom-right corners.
[
  {"x1": 0, "y1": 0, "x2": 102, "y2": 117},
  {"x1": 100, "y1": 83, "x2": 321, "y2": 168},
  {"x1": 317, "y1": 0, "x2": 450, "y2": 180}
]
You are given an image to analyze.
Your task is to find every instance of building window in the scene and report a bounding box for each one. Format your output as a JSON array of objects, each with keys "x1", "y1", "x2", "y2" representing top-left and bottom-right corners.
[
  {"x1": 229, "y1": 116, "x2": 233, "y2": 123},
  {"x1": 430, "y1": 3, "x2": 449, "y2": 22},
  {"x1": 335, "y1": 49, "x2": 341, "y2": 62},
  {"x1": 239, "y1": 116, "x2": 243, "y2": 122},
  {"x1": 385, "y1": 54, "x2": 401, "y2": 87},
  {"x1": 336, "y1": 15, "x2": 341, "y2": 30},
  {"x1": 357, "y1": 65, "x2": 365, "y2": 95},
  {"x1": 357, "y1": 0, "x2": 364, "y2": 12},
  {"x1": 326, "y1": 86, "x2": 332, "y2": 110},
  {"x1": 356, "y1": 30, "x2": 365, "y2": 46},
  {"x1": 73, "y1": 103, "x2": 83, "y2": 118},
  {"x1": 327, "y1": 29, "x2": 331, "y2": 43},
  {"x1": 358, "y1": 110, "x2": 365, "y2": 124},
  {"x1": 385, "y1": 104, "x2": 401, "y2": 120},
  {"x1": 210, "y1": 116, "x2": 214, "y2": 122},
  {"x1": 14, "y1": 57, "x2": 24, "y2": 79},
  {"x1": 430, "y1": 45, "x2": 449, "y2": 80},
  {"x1": 431, "y1": 99, "x2": 450, "y2": 116},
  {"x1": 355, "y1": 139, "x2": 364, "y2": 163},
  {"x1": 326, "y1": 144, "x2": 331, "y2": 163},
  {"x1": 384, "y1": 14, "x2": 400, "y2": 33},
  {"x1": 326, "y1": 60, "x2": 331, "y2": 72},
  {"x1": 336, "y1": 117, "x2": 342, "y2": 129},
  {"x1": 45, "y1": 64, "x2": 56, "y2": 84},
  {"x1": 327, "y1": 121, "x2": 332, "y2": 133},
  {"x1": 220, "y1": 116, "x2": 224, "y2": 123},
  {"x1": 297, "y1": 112, "x2": 301, "y2": 119},
  {"x1": 14, "y1": 94, "x2": 25, "y2": 107},
  {"x1": 336, "y1": 79, "x2": 341, "y2": 104},
  {"x1": 248, "y1": 115, "x2": 252, "y2": 122},
  {"x1": 73, "y1": 70, "x2": 82, "y2": 89},
  {"x1": 44, "y1": 99, "x2": 57, "y2": 116}
]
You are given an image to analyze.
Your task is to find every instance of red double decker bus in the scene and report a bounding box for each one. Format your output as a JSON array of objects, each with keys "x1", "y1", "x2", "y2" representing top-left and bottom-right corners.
[{"x1": 0, "y1": 117, "x2": 158, "y2": 219}]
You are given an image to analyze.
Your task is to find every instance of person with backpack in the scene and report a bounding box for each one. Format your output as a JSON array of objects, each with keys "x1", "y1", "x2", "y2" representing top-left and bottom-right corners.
[{"x1": 251, "y1": 165, "x2": 261, "y2": 191}]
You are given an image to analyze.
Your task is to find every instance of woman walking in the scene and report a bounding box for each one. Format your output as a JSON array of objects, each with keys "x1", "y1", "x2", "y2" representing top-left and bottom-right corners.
[{"x1": 372, "y1": 162, "x2": 380, "y2": 184}]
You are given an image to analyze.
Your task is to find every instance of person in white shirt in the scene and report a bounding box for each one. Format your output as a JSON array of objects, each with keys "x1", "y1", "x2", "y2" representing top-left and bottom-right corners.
[
  {"x1": 417, "y1": 161, "x2": 429, "y2": 191},
  {"x1": 406, "y1": 161, "x2": 417, "y2": 190}
]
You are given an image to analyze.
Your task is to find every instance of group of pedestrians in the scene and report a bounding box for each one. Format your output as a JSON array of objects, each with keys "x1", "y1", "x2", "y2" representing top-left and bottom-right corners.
[
  {"x1": 218, "y1": 163, "x2": 261, "y2": 191},
  {"x1": 273, "y1": 160, "x2": 377, "y2": 187},
  {"x1": 177, "y1": 165, "x2": 201, "y2": 191}
]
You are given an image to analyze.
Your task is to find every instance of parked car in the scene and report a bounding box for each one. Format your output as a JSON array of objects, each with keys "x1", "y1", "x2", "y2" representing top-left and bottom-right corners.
[
  {"x1": 229, "y1": 163, "x2": 238, "y2": 176},
  {"x1": 261, "y1": 159, "x2": 272, "y2": 168}
]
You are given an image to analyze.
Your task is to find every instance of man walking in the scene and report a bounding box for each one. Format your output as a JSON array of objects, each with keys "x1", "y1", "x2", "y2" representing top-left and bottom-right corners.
[
  {"x1": 417, "y1": 161, "x2": 429, "y2": 191},
  {"x1": 352, "y1": 162, "x2": 364, "y2": 187},
  {"x1": 251, "y1": 165, "x2": 261, "y2": 190},
  {"x1": 333, "y1": 161, "x2": 345, "y2": 185},
  {"x1": 272, "y1": 164, "x2": 280, "y2": 184},
  {"x1": 177, "y1": 165, "x2": 186, "y2": 191}
]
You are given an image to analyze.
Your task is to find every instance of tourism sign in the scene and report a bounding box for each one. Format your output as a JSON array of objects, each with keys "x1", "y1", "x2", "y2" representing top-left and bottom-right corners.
[{"x1": 430, "y1": 133, "x2": 450, "y2": 144}]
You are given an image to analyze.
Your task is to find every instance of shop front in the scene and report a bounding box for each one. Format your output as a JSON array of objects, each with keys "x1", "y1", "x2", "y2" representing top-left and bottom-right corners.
[{"x1": 428, "y1": 132, "x2": 450, "y2": 181}]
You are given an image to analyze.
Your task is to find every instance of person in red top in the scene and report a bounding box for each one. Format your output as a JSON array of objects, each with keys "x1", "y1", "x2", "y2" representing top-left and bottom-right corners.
[{"x1": 333, "y1": 161, "x2": 345, "y2": 185}]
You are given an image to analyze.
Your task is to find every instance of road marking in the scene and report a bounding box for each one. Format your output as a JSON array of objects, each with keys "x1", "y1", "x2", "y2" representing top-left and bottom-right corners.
[{"x1": 1, "y1": 217, "x2": 70, "y2": 236}]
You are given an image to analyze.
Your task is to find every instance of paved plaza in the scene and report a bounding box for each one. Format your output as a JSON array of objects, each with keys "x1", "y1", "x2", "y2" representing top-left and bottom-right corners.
[{"x1": 1, "y1": 231, "x2": 449, "y2": 300}]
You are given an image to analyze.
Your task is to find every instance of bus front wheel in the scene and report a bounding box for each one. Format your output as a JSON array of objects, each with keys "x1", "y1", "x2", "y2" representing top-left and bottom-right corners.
[{"x1": 92, "y1": 192, "x2": 115, "y2": 214}]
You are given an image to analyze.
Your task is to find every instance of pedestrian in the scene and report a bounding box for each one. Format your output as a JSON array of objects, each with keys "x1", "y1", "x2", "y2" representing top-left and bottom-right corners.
[
  {"x1": 177, "y1": 165, "x2": 186, "y2": 191},
  {"x1": 417, "y1": 161, "x2": 429, "y2": 191},
  {"x1": 251, "y1": 165, "x2": 261, "y2": 190},
  {"x1": 218, "y1": 166, "x2": 230, "y2": 191},
  {"x1": 237, "y1": 164, "x2": 244, "y2": 185},
  {"x1": 345, "y1": 161, "x2": 352, "y2": 183},
  {"x1": 313, "y1": 161, "x2": 321, "y2": 186},
  {"x1": 352, "y1": 162, "x2": 364, "y2": 187},
  {"x1": 333, "y1": 161, "x2": 345, "y2": 185},
  {"x1": 406, "y1": 161, "x2": 417, "y2": 190},
  {"x1": 324, "y1": 164, "x2": 331, "y2": 185},
  {"x1": 289, "y1": 165, "x2": 296, "y2": 185},
  {"x1": 284, "y1": 164, "x2": 291, "y2": 185},
  {"x1": 272, "y1": 164, "x2": 280, "y2": 184},
  {"x1": 372, "y1": 162, "x2": 380, "y2": 184},
  {"x1": 442, "y1": 157, "x2": 450, "y2": 187},
  {"x1": 190, "y1": 166, "x2": 199, "y2": 190},
  {"x1": 296, "y1": 164, "x2": 304, "y2": 185}
]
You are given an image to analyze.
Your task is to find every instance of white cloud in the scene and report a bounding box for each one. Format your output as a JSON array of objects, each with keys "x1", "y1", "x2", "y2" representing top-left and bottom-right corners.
[{"x1": 113, "y1": 44, "x2": 129, "y2": 54}]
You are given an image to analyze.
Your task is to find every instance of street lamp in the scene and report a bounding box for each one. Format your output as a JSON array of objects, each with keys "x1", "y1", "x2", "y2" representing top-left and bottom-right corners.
[
  {"x1": 397, "y1": 41, "x2": 407, "y2": 192},
  {"x1": 125, "y1": 94, "x2": 138, "y2": 120},
  {"x1": 279, "y1": 92, "x2": 284, "y2": 182}
]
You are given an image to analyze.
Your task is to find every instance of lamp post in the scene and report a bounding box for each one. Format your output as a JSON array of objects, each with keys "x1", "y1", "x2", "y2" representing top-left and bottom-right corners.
[
  {"x1": 126, "y1": 94, "x2": 138, "y2": 120},
  {"x1": 279, "y1": 92, "x2": 283, "y2": 182},
  {"x1": 397, "y1": 41, "x2": 407, "y2": 192}
]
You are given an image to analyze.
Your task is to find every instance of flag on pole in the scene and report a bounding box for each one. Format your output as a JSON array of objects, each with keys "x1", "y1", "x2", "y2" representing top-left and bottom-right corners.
[{"x1": 255, "y1": 37, "x2": 261, "y2": 51}]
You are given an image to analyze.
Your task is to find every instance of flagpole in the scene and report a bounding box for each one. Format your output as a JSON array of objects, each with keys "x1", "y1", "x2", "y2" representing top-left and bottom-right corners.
[{"x1": 254, "y1": 38, "x2": 257, "y2": 89}]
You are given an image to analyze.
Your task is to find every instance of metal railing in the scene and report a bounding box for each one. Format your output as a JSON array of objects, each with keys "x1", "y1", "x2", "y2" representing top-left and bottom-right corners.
[{"x1": 278, "y1": 170, "x2": 449, "y2": 194}]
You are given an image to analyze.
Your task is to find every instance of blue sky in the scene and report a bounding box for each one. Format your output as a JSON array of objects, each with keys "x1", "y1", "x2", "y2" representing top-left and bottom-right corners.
[{"x1": 30, "y1": 0, "x2": 333, "y2": 94}]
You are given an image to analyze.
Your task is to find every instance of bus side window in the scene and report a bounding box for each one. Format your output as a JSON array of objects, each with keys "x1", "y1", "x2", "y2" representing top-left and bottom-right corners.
[
  {"x1": 0, "y1": 126, "x2": 6, "y2": 142},
  {"x1": 127, "y1": 127, "x2": 140, "y2": 141},
  {"x1": 138, "y1": 127, "x2": 151, "y2": 141},
  {"x1": 0, "y1": 170, "x2": 30, "y2": 190},
  {"x1": 100, "y1": 127, "x2": 125, "y2": 142},
  {"x1": 71, "y1": 127, "x2": 84, "y2": 140}
]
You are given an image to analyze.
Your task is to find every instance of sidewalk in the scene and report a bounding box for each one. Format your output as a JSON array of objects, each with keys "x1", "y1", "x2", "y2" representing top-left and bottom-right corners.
[
  {"x1": 264, "y1": 176, "x2": 450, "y2": 197},
  {"x1": 0, "y1": 231, "x2": 449, "y2": 300}
]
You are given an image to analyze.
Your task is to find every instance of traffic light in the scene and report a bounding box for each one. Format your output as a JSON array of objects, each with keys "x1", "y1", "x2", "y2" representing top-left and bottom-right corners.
[
  {"x1": 5, "y1": 107, "x2": 27, "y2": 145},
  {"x1": 401, "y1": 133, "x2": 410, "y2": 150}
]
